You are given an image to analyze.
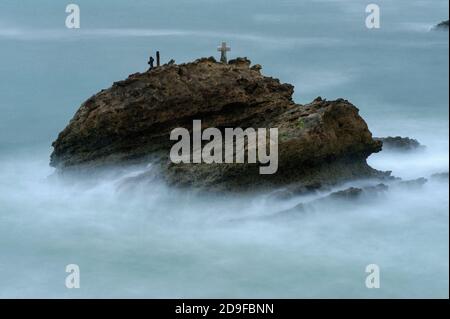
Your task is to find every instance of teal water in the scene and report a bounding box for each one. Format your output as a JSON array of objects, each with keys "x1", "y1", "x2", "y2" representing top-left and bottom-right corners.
[{"x1": 0, "y1": 0, "x2": 448, "y2": 298}]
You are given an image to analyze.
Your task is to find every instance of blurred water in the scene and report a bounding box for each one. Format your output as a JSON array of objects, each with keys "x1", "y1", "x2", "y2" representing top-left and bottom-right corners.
[{"x1": 0, "y1": 0, "x2": 448, "y2": 298}]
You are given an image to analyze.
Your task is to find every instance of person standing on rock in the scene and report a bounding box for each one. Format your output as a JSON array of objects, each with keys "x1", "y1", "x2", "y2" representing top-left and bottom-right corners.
[{"x1": 148, "y1": 56, "x2": 155, "y2": 70}]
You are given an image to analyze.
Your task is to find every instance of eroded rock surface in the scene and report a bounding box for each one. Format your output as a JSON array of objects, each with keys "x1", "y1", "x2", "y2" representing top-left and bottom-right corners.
[{"x1": 51, "y1": 57, "x2": 385, "y2": 191}]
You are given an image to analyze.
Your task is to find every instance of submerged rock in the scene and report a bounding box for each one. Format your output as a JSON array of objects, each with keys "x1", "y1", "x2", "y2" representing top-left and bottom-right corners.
[
  {"x1": 396, "y1": 178, "x2": 428, "y2": 189},
  {"x1": 267, "y1": 182, "x2": 325, "y2": 200},
  {"x1": 51, "y1": 57, "x2": 385, "y2": 192},
  {"x1": 375, "y1": 136, "x2": 425, "y2": 152},
  {"x1": 328, "y1": 187, "x2": 363, "y2": 200},
  {"x1": 268, "y1": 184, "x2": 389, "y2": 218},
  {"x1": 430, "y1": 172, "x2": 449, "y2": 182}
]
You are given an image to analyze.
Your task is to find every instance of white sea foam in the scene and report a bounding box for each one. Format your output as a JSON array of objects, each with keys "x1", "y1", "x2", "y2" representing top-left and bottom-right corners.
[{"x1": 0, "y1": 147, "x2": 448, "y2": 298}]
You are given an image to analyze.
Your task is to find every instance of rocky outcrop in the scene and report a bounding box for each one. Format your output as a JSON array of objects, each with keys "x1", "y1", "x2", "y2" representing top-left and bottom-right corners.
[
  {"x1": 375, "y1": 136, "x2": 424, "y2": 152},
  {"x1": 432, "y1": 20, "x2": 449, "y2": 31},
  {"x1": 51, "y1": 57, "x2": 385, "y2": 192}
]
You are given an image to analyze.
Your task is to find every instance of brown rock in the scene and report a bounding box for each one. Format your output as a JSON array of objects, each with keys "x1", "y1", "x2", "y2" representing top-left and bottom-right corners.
[{"x1": 50, "y1": 57, "x2": 385, "y2": 192}]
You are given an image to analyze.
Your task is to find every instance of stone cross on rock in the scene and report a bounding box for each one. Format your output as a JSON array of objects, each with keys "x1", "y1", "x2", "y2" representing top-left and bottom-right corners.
[{"x1": 217, "y1": 42, "x2": 231, "y2": 63}]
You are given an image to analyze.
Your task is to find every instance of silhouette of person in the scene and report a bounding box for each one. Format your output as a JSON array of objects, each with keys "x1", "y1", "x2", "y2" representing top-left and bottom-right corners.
[{"x1": 148, "y1": 56, "x2": 155, "y2": 70}]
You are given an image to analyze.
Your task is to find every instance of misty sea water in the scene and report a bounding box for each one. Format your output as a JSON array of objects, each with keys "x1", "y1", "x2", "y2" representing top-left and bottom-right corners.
[{"x1": 0, "y1": 0, "x2": 448, "y2": 298}]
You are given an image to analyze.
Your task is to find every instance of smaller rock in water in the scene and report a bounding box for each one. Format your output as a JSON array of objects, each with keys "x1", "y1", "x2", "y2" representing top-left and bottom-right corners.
[
  {"x1": 432, "y1": 20, "x2": 449, "y2": 31},
  {"x1": 375, "y1": 136, "x2": 425, "y2": 152},
  {"x1": 397, "y1": 177, "x2": 428, "y2": 189},
  {"x1": 430, "y1": 172, "x2": 449, "y2": 182},
  {"x1": 267, "y1": 182, "x2": 324, "y2": 201},
  {"x1": 362, "y1": 183, "x2": 389, "y2": 195},
  {"x1": 326, "y1": 184, "x2": 388, "y2": 201},
  {"x1": 275, "y1": 184, "x2": 389, "y2": 216},
  {"x1": 329, "y1": 187, "x2": 363, "y2": 200}
]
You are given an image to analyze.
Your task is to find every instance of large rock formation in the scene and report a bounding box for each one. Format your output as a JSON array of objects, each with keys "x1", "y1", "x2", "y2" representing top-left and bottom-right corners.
[{"x1": 51, "y1": 57, "x2": 385, "y2": 192}]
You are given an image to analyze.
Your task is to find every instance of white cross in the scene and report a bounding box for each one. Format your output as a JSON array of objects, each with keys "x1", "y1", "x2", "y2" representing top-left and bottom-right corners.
[{"x1": 217, "y1": 42, "x2": 231, "y2": 63}]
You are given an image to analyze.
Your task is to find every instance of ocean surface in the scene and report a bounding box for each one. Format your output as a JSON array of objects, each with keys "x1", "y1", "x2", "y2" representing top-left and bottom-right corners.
[{"x1": 0, "y1": 0, "x2": 448, "y2": 298}]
